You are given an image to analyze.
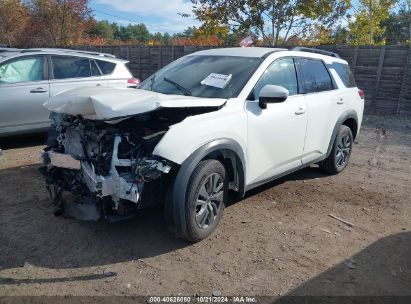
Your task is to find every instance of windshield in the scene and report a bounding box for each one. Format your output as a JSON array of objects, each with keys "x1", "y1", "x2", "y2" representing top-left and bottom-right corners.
[{"x1": 139, "y1": 55, "x2": 261, "y2": 99}]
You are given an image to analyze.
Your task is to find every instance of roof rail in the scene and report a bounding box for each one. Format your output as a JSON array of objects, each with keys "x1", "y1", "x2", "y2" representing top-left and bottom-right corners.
[
  {"x1": 261, "y1": 48, "x2": 289, "y2": 58},
  {"x1": 19, "y1": 48, "x2": 116, "y2": 58},
  {"x1": 0, "y1": 47, "x2": 20, "y2": 52},
  {"x1": 291, "y1": 47, "x2": 340, "y2": 58}
]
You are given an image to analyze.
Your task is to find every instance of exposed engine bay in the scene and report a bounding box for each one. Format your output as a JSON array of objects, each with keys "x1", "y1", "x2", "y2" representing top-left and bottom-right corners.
[{"x1": 40, "y1": 107, "x2": 216, "y2": 221}]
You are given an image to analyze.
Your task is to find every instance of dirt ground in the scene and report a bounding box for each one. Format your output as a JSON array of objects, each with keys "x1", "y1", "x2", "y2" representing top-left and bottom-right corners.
[{"x1": 0, "y1": 115, "x2": 410, "y2": 297}]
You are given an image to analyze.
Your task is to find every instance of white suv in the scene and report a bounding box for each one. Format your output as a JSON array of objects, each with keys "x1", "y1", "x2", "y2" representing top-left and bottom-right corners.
[
  {"x1": 40, "y1": 47, "x2": 364, "y2": 242},
  {"x1": 0, "y1": 48, "x2": 138, "y2": 137}
]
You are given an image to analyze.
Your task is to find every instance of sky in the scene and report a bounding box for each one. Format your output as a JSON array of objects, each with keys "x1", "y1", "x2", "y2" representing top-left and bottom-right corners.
[
  {"x1": 89, "y1": 0, "x2": 199, "y2": 34},
  {"x1": 89, "y1": 0, "x2": 402, "y2": 35},
  {"x1": 89, "y1": 0, "x2": 359, "y2": 34}
]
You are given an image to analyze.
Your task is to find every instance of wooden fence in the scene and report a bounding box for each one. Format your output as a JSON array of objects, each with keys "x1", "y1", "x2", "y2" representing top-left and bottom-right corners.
[
  {"x1": 71, "y1": 45, "x2": 411, "y2": 115},
  {"x1": 318, "y1": 45, "x2": 411, "y2": 116}
]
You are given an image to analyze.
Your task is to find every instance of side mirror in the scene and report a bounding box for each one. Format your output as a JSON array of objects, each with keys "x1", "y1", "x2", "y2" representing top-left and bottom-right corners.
[{"x1": 258, "y1": 85, "x2": 289, "y2": 109}]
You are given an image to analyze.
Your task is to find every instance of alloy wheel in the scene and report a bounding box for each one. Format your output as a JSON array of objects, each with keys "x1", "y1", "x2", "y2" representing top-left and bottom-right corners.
[
  {"x1": 194, "y1": 173, "x2": 224, "y2": 229},
  {"x1": 335, "y1": 133, "x2": 351, "y2": 168}
]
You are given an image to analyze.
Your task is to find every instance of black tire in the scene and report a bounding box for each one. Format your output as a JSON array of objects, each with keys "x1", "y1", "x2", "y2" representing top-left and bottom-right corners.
[
  {"x1": 319, "y1": 125, "x2": 353, "y2": 174},
  {"x1": 182, "y1": 159, "x2": 227, "y2": 242}
]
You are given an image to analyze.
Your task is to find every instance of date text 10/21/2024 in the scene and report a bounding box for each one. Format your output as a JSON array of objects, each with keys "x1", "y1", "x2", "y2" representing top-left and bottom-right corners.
[{"x1": 148, "y1": 296, "x2": 258, "y2": 303}]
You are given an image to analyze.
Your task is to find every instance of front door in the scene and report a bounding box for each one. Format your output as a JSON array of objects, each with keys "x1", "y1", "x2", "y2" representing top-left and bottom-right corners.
[
  {"x1": 245, "y1": 58, "x2": 308, "y2": 186},
  {"x1": 0, "y1": 55, "x2": 50, "y2": 133}
]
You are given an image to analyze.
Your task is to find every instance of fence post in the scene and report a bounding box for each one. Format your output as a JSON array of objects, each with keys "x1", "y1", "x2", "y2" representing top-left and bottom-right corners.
[
  {"x1": 351, "y1": 46, "x2": 359, "y2": 77},
  {"x1": 158, "y1": 45, "x2": 162, "y2": 70},
  {"x1": 138, "y1": 45, "x2": 142, "y2": 80},
  {"x1": 371, "y1": 46, "x2": 385, "y2": 114}
]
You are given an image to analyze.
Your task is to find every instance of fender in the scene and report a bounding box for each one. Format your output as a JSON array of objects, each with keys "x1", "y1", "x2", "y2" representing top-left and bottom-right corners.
[
  {"x1": 325, "y1": 110, "x2": 358, "y2": 158},
  {"x1": 171, "y1": 138, "x2": 246, "y2": 238}
]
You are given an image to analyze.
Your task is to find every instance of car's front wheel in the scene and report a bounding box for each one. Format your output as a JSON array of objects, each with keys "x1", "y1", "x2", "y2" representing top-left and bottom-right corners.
[
  {"x1": 319, "y1": 125, "x2": 353, "y2": 174},
  {"x1": 183, "y1": 159, "x2": 227, "y2": 242}
]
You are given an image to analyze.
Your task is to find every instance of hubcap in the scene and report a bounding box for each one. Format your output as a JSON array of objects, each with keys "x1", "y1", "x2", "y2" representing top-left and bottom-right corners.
[
  {"x1": 335, "y1": 134, "x2": 351, "y2": 168},
  {"x1": 195, "y1": 173, "x2": 224, "y2": 229}
]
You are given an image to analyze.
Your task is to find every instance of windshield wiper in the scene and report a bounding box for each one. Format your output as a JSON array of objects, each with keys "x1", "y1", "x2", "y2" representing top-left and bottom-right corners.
[{"x1": 163, "y1": 77, "x2": 192, "y2": 96}]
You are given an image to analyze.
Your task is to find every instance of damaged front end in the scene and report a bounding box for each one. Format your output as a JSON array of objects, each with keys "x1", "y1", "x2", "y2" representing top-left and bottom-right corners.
[{"x1": 40, "y1": 112, "x2": 176, "y2": 222}]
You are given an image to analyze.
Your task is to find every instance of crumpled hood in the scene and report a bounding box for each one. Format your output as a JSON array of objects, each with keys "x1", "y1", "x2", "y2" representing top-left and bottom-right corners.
[{"x1": 43, "y1": 86, "x2": 227, "y2": 120}]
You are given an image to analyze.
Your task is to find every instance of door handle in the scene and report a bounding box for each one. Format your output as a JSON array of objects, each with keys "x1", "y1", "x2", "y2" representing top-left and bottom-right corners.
[
  {"x1": 30, "y1": 87, "x2": 47, "y2": 93},
  {"x1": 295, "y1": 108, "x2": 306, "y2": 115},
  {"x1": 96, "y1": 84, "x2": 102, "y2": 86},
  {"x1": 337, "y1": 98, "x2": 344, "y2": 105}
]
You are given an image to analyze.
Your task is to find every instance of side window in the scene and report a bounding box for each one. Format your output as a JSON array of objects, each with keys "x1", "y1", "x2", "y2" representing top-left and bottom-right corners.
[
  {"x1": 297, "y1": 58, "x2": 333, "y2": 93},
  {"x1": 90, "y1": 60, "x2": 101, "y2": 76},
  {"x1": 51, "y1": 56, "x2": 91, "y2": 79},
  {"x1": 331, "y1": 62, "x2": 356, "y2": 88},
  {"x1": 253, "y1": 58, "x2": 298, "y2": 99},
  {"x1": 0, "y1": 56, "x2": 44, "y2": 84},
  {"x1": 96, "y1": 60, "x2": 116, "y2": 75}
]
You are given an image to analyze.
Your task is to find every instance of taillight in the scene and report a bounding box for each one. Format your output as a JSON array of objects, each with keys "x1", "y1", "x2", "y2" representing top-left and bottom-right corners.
[
  {"x1": 358, "y1": 89, "x2": 365, "y2": 100},
  {"x1": 127, "y1": 78, "x2": 140, "y2": 86}
]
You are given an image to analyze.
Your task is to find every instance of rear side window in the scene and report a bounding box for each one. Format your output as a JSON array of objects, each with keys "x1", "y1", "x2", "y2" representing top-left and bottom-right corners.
[
  {"x1": 96, "y1": 60, "x2": 116, "y2": 75},
  {"x1": 0, "y1": 56, "x2": 44, "y2": 84},
  {"x1": 297, "y1": 58, "x2": 333, "y2": 93},
  {"x1": 52, "y1": 56, "x2": 91, "y2": 79},
  {"x1": 330, "y1": 62, "x2": 356, "y2": 88}
]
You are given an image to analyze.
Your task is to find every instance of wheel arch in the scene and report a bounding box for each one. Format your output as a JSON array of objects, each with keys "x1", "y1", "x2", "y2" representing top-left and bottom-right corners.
[
  {"x1": 202, "y1": 148, "x2": 245, "y2": 194},
  {"x1": 326, "y1": 110, "x2": 358, "y2": 158},
  {"x1": 170, "y1": 139, "x2": 246, "y2": 238},
  {"x1": 342, "y1": 117, "x2": 358, "y2": 140}
]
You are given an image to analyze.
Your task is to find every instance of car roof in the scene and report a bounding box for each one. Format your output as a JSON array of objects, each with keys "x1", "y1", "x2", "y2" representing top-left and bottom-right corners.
[
  {"x1": 193, "y1": 47, "x2": 288, "y2": 58},
  {"x1": 192, "y1": 47, "x2": 347, "y2": 64},
  {"x1": 0, "y1": 48, "x2": 128, "y2": 63}
]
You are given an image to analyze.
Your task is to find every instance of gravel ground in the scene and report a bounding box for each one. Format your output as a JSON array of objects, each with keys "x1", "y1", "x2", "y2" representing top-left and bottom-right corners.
[{"x1": 0, "y1": 115, "x2": 410, "y2": 297}]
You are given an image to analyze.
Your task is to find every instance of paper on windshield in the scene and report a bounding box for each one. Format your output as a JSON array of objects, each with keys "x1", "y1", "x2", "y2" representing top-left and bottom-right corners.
[{"x1": 201, "y1": 73, "x2": 232, "y2": 89}]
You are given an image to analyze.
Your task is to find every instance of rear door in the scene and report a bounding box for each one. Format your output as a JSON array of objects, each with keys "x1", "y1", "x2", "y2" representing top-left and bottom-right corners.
[
  {"x1": 49, "y1": 55, "x2": 107, "y2": 97},
  {"x1": 327, "y1": 61, "x2": 358, "y2": 113},
  {"x1": 295, "y1": 57, "x2": 340, "y2": 164},
  {"x1": 0, "y1": 55, "x2": 50, "y2": 133}
]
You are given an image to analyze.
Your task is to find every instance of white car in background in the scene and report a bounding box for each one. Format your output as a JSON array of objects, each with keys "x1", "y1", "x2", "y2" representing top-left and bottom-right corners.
[
  {"x1": 0, "y1": 48, "x2": 139, "y2": 137},
  {"x1": 40, "y1": 47, "x2": 364, "y2": 242}
]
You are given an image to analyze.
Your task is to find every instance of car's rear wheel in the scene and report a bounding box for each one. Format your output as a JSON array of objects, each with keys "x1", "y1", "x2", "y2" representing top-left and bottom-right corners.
[
  {"x1": 319, "y1": 125, "x2": 353, "y2": 174},
  {"x1": 183, "y1": 159, "x2": 226, "y2": 242}
]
